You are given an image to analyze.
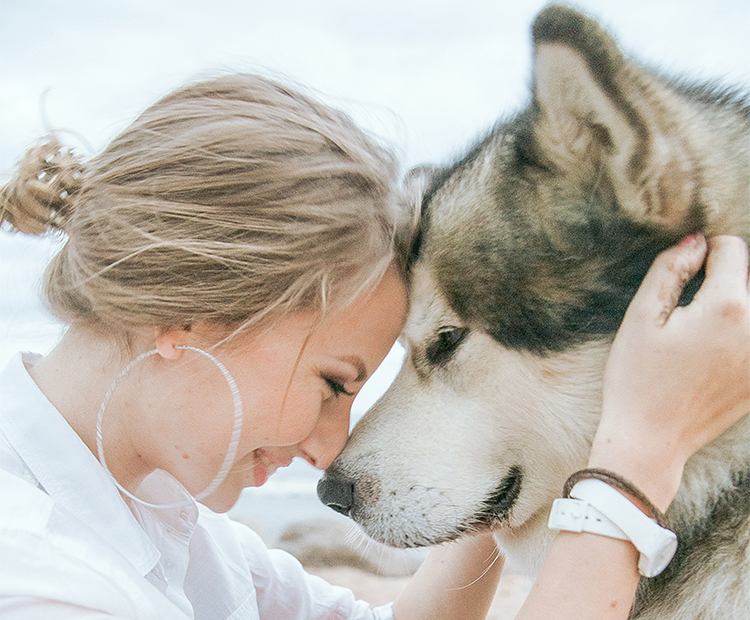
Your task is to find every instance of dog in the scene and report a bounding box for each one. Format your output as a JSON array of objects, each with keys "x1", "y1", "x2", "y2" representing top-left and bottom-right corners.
[{"x1": 317, "y1": 5, "x2": 750, "y2": 619}]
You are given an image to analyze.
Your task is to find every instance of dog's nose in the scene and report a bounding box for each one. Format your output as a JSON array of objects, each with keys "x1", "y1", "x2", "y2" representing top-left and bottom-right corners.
[{"x1": 317, "y1": 469, "x2": 355, "y2": 517}]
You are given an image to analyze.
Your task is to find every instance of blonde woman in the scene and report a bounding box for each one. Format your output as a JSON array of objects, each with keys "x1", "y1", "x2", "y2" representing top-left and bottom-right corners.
[{"x1": 0, "y1": 73, "x2": 748, "y2": 620}]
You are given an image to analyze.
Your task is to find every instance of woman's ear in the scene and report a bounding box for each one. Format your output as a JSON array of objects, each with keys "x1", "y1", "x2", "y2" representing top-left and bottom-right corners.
[{"x1": 154, "y1": 326, "x2": 190, "y2": 360}]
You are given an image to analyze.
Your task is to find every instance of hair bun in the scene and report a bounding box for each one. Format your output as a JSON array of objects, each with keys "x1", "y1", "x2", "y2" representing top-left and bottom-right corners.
[{"x1": 0, "y1": 137, "x2": 84, "y2": 235}]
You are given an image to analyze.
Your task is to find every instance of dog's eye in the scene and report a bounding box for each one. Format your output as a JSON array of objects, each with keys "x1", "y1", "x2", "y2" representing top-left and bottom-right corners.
[{"x1": 425, "y1": 327, "x2": 469, "y2": 366}]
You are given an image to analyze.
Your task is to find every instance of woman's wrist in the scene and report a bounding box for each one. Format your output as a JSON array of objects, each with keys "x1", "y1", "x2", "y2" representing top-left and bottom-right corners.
[{"x1": 588, "y1": 422, "x2": 686, "y2": 513}]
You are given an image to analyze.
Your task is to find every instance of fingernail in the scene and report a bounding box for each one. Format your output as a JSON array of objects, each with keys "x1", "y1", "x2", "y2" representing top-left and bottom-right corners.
[{"x1": 680, "y1": 232, "x2": 704, "y2": 249}]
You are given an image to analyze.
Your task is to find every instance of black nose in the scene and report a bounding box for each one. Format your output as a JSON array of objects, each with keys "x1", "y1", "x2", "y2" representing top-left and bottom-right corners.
[{"x1": 317, "y1": 469, "x2": 355, "y2": 517}]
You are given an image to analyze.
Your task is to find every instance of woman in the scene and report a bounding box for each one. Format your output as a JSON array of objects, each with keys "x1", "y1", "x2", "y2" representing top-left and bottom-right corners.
[{"x1": 0, "y1": 73, "x2": 748, "y2": 620}]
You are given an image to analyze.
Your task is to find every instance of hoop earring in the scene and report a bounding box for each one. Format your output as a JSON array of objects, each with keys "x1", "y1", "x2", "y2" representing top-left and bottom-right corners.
[{"x1": 96, "y1": 345, "x2": 244, "y2": 509}]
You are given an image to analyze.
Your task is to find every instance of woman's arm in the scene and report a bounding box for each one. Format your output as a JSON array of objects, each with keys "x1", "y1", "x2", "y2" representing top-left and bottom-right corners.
[
  {"x1": 516, "y1": 234, "x2": 750, "y2": 620},
  {"x1": 392, "y1": 530, "x2": 503, "y2": 620}
]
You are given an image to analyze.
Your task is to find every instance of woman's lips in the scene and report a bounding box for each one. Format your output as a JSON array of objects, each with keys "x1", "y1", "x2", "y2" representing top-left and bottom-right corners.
[
  {"x1": 254, "y1": 463, "x2": 268, "y2": 486},
  {"x1": 251, "y1": 449, "x2": 292, "y2": 486}
]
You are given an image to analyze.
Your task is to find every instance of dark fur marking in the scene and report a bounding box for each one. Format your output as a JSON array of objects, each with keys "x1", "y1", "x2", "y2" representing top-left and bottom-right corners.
[
  {"x1": 448, "y1": 215, "x2": 704, "y2": 353},
  {"x1": 410, "y1": 64, "x2": 731, "y2": 355},
  {"x1": 422, "y1": 109, "x2": 704, "y2": 353}
]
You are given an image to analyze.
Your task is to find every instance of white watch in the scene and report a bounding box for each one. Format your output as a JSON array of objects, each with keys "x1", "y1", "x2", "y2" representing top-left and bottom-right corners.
[{"x1": 547, "y1": 478, "x2": 678, "y2": 577}]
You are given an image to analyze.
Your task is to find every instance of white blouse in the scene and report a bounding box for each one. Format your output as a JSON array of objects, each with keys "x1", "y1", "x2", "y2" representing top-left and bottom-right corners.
[{"x1": 0, "y1": 353, "x2": 394, "y2": 620}]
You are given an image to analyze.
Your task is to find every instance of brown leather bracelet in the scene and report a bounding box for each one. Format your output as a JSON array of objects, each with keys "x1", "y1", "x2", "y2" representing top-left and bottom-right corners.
[{"x1": 563, "y1": 468, "x2": 671, "y2": 530}]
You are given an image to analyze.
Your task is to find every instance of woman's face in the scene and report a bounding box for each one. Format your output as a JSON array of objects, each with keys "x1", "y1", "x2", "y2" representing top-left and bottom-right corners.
[{"x1": 136, "y1": 266, "x2": 408, "y2": 512}]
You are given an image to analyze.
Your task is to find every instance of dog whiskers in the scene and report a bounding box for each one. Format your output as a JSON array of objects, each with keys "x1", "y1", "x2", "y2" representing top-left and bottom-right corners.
[{"x1": 447, "y1": 543, "x2": 504, "y2": 591}]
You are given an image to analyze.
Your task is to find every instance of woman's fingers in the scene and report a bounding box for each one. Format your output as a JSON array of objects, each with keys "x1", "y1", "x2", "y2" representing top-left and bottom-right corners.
[
  {"x1": 594, "y1": 234, "x2": 750, "y2": 507},
  {"x1": 627, "y1": 233, "x2": 707, "y2": 326},
  {"x1": 694, "y1": 235, "x2": 750, "y2": 301}
]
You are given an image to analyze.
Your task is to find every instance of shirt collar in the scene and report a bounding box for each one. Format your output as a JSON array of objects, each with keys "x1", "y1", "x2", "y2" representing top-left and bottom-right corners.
[{"x1": 0, "y1": 352, "x2": 161, "y2": 575}]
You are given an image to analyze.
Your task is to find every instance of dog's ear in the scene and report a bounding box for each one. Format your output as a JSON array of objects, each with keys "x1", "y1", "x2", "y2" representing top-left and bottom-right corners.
[
  {"x1": 530, "y1": 6, "x2": 698, "y2": 229},
  {"x1": 403, "y1": 165, "x2": 439, "y2": 213},
  {"x1": 402, "y1": 164, "x2": 442, "y2": 268}
]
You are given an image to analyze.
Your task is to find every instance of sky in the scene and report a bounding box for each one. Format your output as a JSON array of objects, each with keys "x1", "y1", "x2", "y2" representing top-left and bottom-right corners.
[
  {"x1": 1, "y1": 0, "x2": 749, "y2": 391},
  {"x1": 2, "y1": 0, "x2": 749, "y2": 171}
]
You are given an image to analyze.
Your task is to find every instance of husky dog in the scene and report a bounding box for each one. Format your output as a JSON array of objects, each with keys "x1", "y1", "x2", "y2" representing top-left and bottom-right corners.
[{"x1": 318, "y1": 5, "x2": 749, "y2": 619}]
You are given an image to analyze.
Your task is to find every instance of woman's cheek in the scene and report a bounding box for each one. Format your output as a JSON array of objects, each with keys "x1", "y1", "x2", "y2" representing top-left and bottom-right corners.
[{"x1": 272, "y1": 390, "x2": 323, "y2": 445}]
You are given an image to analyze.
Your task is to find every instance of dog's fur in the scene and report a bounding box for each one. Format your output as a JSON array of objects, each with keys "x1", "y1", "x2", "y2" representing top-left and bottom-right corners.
[{"x1": 318, "y1": 6, "x2": 750, "y2": 619}]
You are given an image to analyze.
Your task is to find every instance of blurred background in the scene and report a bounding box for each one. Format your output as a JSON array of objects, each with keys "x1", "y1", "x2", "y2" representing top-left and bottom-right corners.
[{"x1": 1, "y1": 0, "x2": 748, "y2": 587}]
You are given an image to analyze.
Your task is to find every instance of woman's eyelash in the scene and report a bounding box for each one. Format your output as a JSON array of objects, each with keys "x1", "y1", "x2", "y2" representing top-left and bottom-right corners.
[{"x1": 324, "y1": 377, "x2": 355, "y2": 397}]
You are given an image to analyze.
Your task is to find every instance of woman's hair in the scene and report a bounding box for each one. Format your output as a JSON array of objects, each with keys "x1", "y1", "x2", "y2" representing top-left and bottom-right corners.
[{"x1": 1, "y1": 74, "x2": 411, "y2": 336}]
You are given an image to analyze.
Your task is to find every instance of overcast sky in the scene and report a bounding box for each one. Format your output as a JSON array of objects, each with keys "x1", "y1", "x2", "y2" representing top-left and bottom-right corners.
[
  {"x1": 2, "y1": 0, "x2": 749, "y2": 172},
  {"x1": 0, "y1": 0, "x2": 749, "y2": 371}
]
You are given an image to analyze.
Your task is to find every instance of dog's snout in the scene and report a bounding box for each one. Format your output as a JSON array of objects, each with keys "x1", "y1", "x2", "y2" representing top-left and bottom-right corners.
[{"x1": 317, "y1": 469, "x2": 355, "y2": 517}]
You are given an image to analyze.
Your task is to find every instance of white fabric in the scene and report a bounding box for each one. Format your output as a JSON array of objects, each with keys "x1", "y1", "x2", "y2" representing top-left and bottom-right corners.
[{"x1": 0, "y1": 353, "x2": 394, "y2": 620}]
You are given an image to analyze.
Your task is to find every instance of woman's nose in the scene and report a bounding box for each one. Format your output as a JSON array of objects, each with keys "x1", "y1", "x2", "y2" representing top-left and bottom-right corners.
[{"x1": 297, "y1": 402, "x2": 351, "y2": 470}]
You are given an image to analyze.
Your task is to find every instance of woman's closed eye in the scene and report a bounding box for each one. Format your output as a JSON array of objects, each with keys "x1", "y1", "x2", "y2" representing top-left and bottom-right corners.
[{"x1": 324, "y1": 377, "x2": 355, "y2": 398}]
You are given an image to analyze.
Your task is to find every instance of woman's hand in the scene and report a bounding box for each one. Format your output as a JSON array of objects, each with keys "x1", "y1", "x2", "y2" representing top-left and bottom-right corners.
[
  {"x1": 590, "y1": 234, "x2": 750, "y2": 510},
  {"x1": 518, "y1": 234, "x2": 749, "y2": 620}
]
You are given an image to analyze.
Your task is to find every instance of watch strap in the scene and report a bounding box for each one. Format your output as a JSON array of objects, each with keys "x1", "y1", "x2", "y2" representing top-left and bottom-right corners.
[
  {"x1": 548, "y1": 497, "x2": 630, "y2": 540},
  {"x1": 569, "y1": 479, "x2": 678, "y2": 577}
]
